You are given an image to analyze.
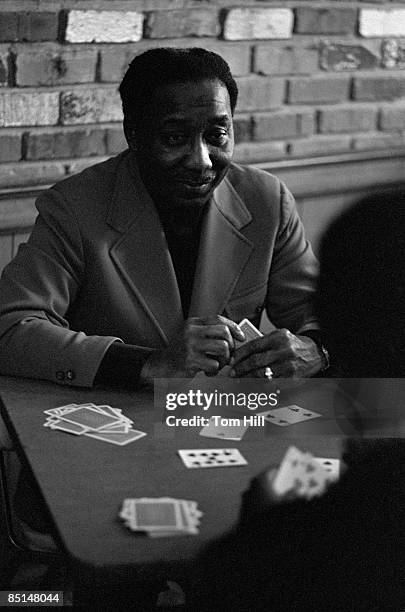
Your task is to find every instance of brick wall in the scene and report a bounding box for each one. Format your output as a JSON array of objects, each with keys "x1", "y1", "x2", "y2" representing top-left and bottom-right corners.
[{"x1": 1, "y1": 1, "x2": 405, "y2": 191}]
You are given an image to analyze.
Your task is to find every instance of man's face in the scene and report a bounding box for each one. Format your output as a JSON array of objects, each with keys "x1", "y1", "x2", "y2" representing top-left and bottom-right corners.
[{"x1": 133, "y1": 78, "x2": 234, "y2": 209}]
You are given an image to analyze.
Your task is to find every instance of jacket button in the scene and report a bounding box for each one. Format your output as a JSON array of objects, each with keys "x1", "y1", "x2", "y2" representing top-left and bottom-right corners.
[
  {"x1": 255, "y1": 305, "x2": 263, "y2": 313},
  {"x1": 66, "y1": 370, "x2": 76, "y2": 381},
  {"x1": 56, "y1": 371, "x2": 65, "y2": 381}
]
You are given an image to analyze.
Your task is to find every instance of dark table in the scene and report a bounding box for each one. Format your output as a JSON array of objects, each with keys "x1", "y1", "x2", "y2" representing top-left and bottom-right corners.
[{"x1": 0, "y1": 375, "x2": 358, "y2": 598}]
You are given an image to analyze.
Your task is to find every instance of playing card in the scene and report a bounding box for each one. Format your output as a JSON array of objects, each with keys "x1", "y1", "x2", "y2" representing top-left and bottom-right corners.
[
  {"x1": 45, "y1": 419, "x2": 89, "y2": 435},
  {"x1": 199, "y1": 416, "x2": 249, "y2": 441},
  {"x1": 273, "y1": 446, "x2": 333, "y2": 499},
  {"x1": 260, "y1": 405, "x2": 321, "y2": 427},
  {"x1": 44, "y1": 403, "x2": 145, "y2": 445},
  {"x1": 44, "y1": 418, "x2": 58, "y2": 427},
  {"x1": 119, "y1": 497, "x2": 203, "y2": 537},
  {"x1": 89, "y1": 404, "x2": 133, "y2": 424},
  {"x1": 178, "y1": 448, "x2": 247, "y2": 469},
  {"x1": 298, "y1": 457, "x2": 330, "y2": 499},
  {"x1": 119, "y1": 499, "x2": 134, "y2": 522},
  {"x1": 236, "y1": 318, "x2": 263, "y2": 347},
  {"x1": 150, "y1": 500, "x2": 201, "y2": 537},
  {"x1": 55, "y1": 405, "x2": 122, "y2": 430},
  {"x1": 272, "y1": 446, "x2": 308, "y2": 496},
  {"x1": 97, "y1": 422, "x2": 131, "y2": 434},
  {"x1": 314, "y1": 458, "x2": 340, "y2": 481},
  {"x1": 130, "y1": 499, "x2": 182, "y2": 531},
  {"x1": 84, "y1": 429, "x2": 147, "y2": 446},
  {"x1": 44, "y1": 404, "x2": 79, "y2": 417}
]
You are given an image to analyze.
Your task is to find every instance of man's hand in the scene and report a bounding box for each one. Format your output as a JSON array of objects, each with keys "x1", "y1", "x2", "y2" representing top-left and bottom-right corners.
[
  {"x1": 140, "y1": 315, "x2": 245, "y2": 383},
  {"x1": 231, "y1": 329, "x2": 323, "y2": 379}
]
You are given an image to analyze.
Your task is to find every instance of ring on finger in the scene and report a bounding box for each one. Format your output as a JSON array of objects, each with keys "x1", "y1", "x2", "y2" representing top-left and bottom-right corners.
[{"x1": 264, "y1": 366, "x2": 273, "y2": 380}]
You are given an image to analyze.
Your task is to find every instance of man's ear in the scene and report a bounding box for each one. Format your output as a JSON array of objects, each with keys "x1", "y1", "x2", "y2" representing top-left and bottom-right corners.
[{"x1": 123, "y1": 121, "x2": 137, "y2": 152}]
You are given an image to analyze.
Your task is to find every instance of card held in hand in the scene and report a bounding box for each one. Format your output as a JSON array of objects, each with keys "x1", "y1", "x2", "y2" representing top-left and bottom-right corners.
[
  {"x1": 236, "y1": 318, "x2": 263, "y2": 347},
  {"x1": 272, "y1": 446, "x2": 340, "y2": 499}
]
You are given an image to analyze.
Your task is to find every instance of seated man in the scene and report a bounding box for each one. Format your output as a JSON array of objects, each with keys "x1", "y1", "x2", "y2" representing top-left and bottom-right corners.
[
  {"x1": 0, "y1": 47, "x2": 326, "y2": 388},
  {"x1": 193, "y1": 189, "x2": 405, "y2": 611}
]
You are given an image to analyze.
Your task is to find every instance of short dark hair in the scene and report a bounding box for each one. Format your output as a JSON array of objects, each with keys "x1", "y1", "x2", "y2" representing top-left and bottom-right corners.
[
  {"x1": 119, "y1": 47, "x2": 238, "y2": 132},
  {"x1": 317, "y1": 187, "x2": 405, "y2": 376}
]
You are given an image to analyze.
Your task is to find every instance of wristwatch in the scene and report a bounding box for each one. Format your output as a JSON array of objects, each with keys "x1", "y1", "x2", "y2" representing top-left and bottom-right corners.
[
  {"x1": 316, "y1": 343, "x2": 330, "y2": 372},
  {"x1": 300, "y1": 330, "x2": 330, "y2": 373}
]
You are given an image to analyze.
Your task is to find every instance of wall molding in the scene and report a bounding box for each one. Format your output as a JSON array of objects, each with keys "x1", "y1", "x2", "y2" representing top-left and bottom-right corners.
[
  {"x1": 1, "y1": 148, "x2": 405, "y2": 233},
  {"x1": 256, "y1": 147, "x2": 405, "y2": 199}
]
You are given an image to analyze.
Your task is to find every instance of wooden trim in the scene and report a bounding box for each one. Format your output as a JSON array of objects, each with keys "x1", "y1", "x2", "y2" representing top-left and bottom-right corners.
[
  {"x1": 0, "y1": 186, "x2": 49, "y2": 201},
  {"x1": 0, "y1": 149, "x2": 405, "y2": 234},
  {"x1": 255, "y1": 148, "x2": 405, "y2": 199},
  {"x1": 1, "y1": 148, "x2": 405, "y2": 202},
  {"x1": 255, "y1": 147, "x2": 405, "y2": 171},
  {"x1": 0, "y1": 198, "x2": 37, "y2": 234}
]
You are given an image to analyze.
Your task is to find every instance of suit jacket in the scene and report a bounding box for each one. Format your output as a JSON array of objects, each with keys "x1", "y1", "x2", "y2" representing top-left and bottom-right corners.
[
  {"x1": 193, "y1": 439, "x2": 405, "y2": 612},
  {"x1": 0, "y1": 151, "x2": 318, "y2": 387}
]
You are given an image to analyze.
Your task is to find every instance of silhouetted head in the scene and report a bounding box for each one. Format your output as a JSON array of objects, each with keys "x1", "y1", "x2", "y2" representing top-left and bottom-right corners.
[{"x1": 317, "y1": 187, "x2": 405, "y2": 376}]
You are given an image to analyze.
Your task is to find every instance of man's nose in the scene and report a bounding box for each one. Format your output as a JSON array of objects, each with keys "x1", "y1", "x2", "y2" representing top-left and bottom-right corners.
[{"x1": 184, "y1": 137, "x2": 212, "y2": 172}]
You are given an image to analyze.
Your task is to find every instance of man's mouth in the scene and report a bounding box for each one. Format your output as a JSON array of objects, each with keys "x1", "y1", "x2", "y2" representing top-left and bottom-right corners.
[{"x1": 175, "y1": 177, "x2": 215, "y2": 194}]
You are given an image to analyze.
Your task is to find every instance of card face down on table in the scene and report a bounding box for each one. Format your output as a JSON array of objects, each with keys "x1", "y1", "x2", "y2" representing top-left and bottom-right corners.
[
  {"x1": 199, "y1": 417, "x2": 250, "y2": 441},
  {"x1": 120, "y1": 497, "x2": 203, "y2": 537},
  {"x1": 44, "y1": 403, "x2": 146, "y2": 445}
]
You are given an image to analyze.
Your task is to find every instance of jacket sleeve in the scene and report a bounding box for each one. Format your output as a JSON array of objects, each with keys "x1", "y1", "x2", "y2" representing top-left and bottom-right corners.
[
  {"x1": 0, "y1": 188, "x2": 121, "y2": 387},
  {"x1": 265, "y1": 180, "x2": 319, "y2": 334}
]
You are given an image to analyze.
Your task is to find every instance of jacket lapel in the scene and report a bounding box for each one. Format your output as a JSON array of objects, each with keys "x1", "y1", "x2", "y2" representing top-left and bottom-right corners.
[
  {"x1": 107, "y1": 156, "x2": 254, "y2": 340},
  {"x1": 189, "y1": 174, "x2": 254, "y2": 318},
  {"x1": 107, "y1": 155, "x2": 183, "y2": 344}
]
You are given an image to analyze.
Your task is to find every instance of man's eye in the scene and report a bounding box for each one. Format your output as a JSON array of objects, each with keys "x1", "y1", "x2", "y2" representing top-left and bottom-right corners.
[
  {"x1": 162, "y1": 133, "x2": 187, "y2": 146},
  {"x1": 207, "y1": 130, "x2": 228, "y2": 145}
]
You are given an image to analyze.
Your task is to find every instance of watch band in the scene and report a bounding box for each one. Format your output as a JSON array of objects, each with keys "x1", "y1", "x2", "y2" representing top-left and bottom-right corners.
[
  {"x1": 317, "y1": 343, "x2": 330, "y2": 372},
  {"x1": 299, "y1": 330, "x2": 330, "y2": 372}
]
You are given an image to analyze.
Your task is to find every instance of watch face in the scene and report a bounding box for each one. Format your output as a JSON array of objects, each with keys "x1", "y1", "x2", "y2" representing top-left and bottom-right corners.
[{"x1": 319, "y1": 345, "x2": 330, "y2": 371}]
